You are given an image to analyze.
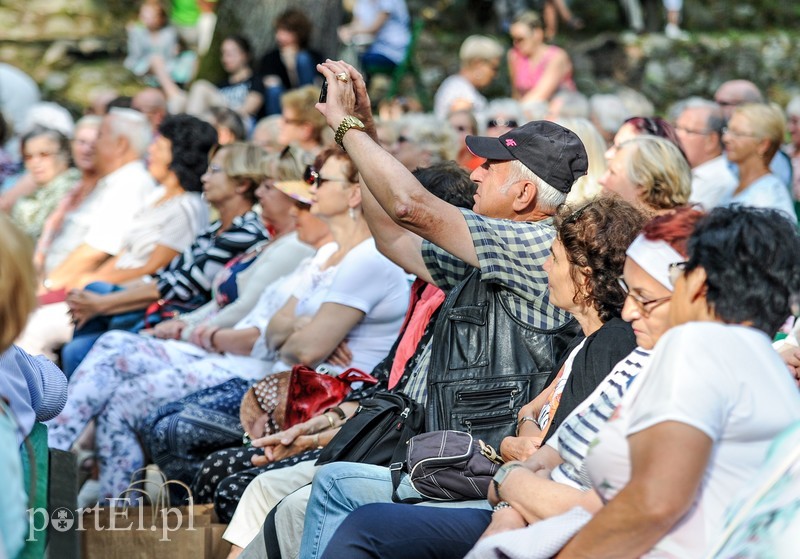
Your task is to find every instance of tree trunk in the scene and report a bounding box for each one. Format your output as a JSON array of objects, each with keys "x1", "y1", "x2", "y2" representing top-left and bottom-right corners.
[{"x1": 197, "y1": 0, "x2": 344, "y2": 82}]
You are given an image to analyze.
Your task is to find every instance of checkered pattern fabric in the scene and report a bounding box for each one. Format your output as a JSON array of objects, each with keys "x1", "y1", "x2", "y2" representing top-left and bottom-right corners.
[{"x1": 422, "y1": 209, "x2": 572, "y2": 330}]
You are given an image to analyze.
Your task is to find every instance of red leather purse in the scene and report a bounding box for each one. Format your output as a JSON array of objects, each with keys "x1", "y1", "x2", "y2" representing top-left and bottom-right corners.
[{"x1": 240, "y1": 365, "x2": 378, "y2": 440}]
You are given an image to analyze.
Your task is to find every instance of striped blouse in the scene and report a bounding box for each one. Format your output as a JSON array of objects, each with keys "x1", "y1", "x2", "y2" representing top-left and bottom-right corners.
[{"x1": 154, "y1": 210, "x2": 268, "y2": 303}]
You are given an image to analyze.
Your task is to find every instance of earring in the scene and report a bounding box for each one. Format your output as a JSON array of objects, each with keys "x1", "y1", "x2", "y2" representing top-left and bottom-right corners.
[{"x1": 349, "y1": 207, "x2": 356, "y2": 220}]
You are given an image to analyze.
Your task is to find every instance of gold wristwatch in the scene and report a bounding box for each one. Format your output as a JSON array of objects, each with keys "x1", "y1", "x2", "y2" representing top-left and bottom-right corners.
[{"x1": 334, "y1": 115, "x2": 366, "y2": 150}]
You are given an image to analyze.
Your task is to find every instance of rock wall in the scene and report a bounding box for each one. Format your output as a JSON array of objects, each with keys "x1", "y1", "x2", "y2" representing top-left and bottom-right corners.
[{"x1": 1, "y1": 0, "x2": 798, "y2": 114}]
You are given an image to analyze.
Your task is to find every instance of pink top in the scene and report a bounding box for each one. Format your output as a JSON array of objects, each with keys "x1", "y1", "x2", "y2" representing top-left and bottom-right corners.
[{"x1": 510, "y1": 45, "x2": 575, "y2": 98}]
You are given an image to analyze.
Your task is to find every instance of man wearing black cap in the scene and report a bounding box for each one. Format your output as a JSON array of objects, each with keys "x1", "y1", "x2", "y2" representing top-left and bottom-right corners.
[
  {"x1": 316, "y1": 60, "x2": 587, "y2": 335},
  {"x1": 235, "y1": 61, "x2": 589, "y2": 559}
]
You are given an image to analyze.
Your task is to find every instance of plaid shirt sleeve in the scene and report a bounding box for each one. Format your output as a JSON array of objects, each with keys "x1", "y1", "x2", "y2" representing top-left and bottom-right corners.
[
  {"x1": 421, "y1": 209, "x2": 572, "y2": 330},
  {"x1": 156, "y1": 211, "x2": 268, "y2": 302}
]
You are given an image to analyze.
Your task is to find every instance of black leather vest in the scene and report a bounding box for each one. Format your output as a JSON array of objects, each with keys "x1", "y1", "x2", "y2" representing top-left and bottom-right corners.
[{"x1": 425, "y1": 268, "x2": 580, "y2": 447}]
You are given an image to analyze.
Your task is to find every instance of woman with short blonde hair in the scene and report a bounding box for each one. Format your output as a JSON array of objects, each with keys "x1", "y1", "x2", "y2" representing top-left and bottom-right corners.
[
  {"x1": 723, "y1": 103, "x2": 796, "y2": 221},
  {"x1": 601, "y1": 135, "x2": 690, "y2": 214}
]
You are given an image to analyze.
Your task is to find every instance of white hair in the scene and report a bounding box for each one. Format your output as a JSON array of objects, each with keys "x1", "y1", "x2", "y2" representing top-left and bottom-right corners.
[
  {"x1": 589, "y1": 94, "x2": 631, "y2": 136},
  {"x1": 107, "y1": 108, "x2": 152, "y2": 156},
  {"x1": 508, "y1": 159, "x2": 567, "y2": 213}
]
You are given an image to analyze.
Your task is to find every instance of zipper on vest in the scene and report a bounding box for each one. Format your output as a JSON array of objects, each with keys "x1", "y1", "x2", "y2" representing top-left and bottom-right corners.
[{"x1": 457, "y1": 387, "x2": 520, "y2": 409}]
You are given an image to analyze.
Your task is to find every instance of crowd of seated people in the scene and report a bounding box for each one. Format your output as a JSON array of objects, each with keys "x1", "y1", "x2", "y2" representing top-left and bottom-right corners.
[{"x1": 0, "y1": 6, "x2": 799, "y2": 557}]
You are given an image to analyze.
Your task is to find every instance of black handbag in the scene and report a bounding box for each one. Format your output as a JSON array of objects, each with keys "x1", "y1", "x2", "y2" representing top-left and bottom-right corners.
[{"x1": 315, "y1": 392, "x2": 424, "y2": 467}]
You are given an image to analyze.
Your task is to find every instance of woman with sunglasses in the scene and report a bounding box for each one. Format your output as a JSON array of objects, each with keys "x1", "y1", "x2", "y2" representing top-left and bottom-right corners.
[
  {"x1": 508, "y1": 11, "x2": 576, "y2": 104},
  {"x1": 46, "y1": 146, "x2": 324, "y2": 504},
  {"x1": 310, "y1": 207, "x2": 702, "y2": 559},
  {"x1": 722, "y1": 103, "x2": 796, "y2": 222},
  {"x1": 560, "y1": 205, "x2": 800, "y2": 558}
]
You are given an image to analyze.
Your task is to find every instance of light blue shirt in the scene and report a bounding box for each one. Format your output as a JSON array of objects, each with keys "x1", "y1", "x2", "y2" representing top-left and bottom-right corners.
[{"x1": 724, "y1": 173, "x2": 797, "y2": 223}]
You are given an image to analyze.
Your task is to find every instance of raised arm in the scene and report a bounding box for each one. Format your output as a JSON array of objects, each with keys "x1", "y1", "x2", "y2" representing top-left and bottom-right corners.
[
  {"x1": 317, "y1": 60, "x2": 480, "y2": 270},
  {"x1": 359, "y1": 177, "x2": 431, "y2": 282}
]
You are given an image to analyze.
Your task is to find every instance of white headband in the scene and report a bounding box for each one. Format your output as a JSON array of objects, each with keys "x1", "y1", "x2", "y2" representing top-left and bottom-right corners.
[{"x1": 625, "y1": 234, "x2": 683, "y2": 291}]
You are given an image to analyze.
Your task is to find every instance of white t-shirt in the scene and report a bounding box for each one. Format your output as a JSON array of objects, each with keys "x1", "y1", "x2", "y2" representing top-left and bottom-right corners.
[
  {"x1": 115, "y1": 189, "x2": 209, "y2": 269},
  {"x1": 186, "y1": 242, "x2": 339, "y2": 376},
  {"x1": 274, "y1": 238, "x2": 409, "y2": 374},
  {"x1": 585, "y1": 322, "x2": 800, "y2": 558},
  {"x1": 45, "y1": 160, "x2": 155, "y2": 272},
  {"x1": 434, "y1": 74, "x2": 487, "y2": 121}
]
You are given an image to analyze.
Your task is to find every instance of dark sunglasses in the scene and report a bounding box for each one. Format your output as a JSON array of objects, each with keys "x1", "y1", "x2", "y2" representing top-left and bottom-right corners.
[
  {"x1": 487, "y1": 118, "x2": 518, "y2": 129},
  {"x1": 303, "y1": 165, "x2": 319, "y2": 186}
]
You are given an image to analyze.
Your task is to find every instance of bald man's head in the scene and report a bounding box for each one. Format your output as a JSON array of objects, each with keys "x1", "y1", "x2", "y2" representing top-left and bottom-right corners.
[{"x1": 714, "y1": 80, "x2": 764, "y2": 120}]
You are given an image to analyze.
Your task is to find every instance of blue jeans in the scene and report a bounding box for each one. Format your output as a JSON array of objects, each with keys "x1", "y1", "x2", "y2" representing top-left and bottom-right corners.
[
  {"x1": 299, "y1": 462, "x2": 491, "y2": 559},
  {"x1": 60, "y1": 282, "x2": 145, "y2": 377}
]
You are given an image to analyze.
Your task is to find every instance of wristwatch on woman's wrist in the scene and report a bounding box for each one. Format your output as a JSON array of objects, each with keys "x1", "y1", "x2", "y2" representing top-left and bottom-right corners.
[{"x1": 492, "y1": 463, "x2": 525, "y2": 502}]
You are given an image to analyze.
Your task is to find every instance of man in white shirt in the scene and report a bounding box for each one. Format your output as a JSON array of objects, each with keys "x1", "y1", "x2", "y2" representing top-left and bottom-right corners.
[
  {"x1": 43, "y1": 108, "x2": 156, "y2": 290},
  {"x1": 674, "y1": 98, "x2": 736, "y2": 209},
  {"x1": 433, "y1": 35, "x2": 504, "y2": 121}
]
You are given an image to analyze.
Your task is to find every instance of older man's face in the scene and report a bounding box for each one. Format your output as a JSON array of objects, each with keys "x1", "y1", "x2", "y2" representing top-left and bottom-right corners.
[{"x1": 469, "y1": 159, "x2": 520, "y2": 219}]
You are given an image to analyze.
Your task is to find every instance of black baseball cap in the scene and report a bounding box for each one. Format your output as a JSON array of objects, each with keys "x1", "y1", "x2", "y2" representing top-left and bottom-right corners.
[{"x1": 465, "y1": 121, "x2": 588, "y2": 193}]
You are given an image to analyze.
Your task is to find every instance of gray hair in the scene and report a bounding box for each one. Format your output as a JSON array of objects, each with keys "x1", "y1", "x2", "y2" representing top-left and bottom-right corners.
[
  {"x1": 107, "y1": 108, "x2": 152, "y2": 156},
  {"x1": 589, "y1": 94, "x2": 631, "y2": 136},
  {"x1": 398, "y1": 113, "x2": 457, "y2": 164},
  {"x1": 507, "y1": 159, "x2": 567, "y2": 213},
  {"x1": 786, "y1": 96, "x2": 800, "y2": 119},
  {"x1": 483, "y1": 98, "x2": 525, "y2": 132},
  {"x1": 74, "y1": 114, "x2": 103, "y2": 133},
  {"x1": 682, "y1": 97, "x2": 726, "y2": 133},
  {"x1": 459, "y1": 35, "x2": 505, "y2": 64},
  {"x1": 550, "y1": 90, "x2": 590, "y2": 119}
]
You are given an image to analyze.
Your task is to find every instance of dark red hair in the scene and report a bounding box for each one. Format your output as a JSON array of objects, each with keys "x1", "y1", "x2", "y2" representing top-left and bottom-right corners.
[
  {"x1": 624, "y1": 116, "x2": 687, "y2": 161},
  {"x1": 641, "y1": 205, "x2": 705, "y2": 258}
]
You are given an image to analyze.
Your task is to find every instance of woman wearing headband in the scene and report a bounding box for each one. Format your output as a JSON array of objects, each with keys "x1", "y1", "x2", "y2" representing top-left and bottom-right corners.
[{"x1": 561, "y1": 205, "x2": 800, "y2": 558}]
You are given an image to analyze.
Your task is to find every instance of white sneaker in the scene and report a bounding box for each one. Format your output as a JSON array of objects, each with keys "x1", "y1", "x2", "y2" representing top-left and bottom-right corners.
[{"x1": 665, "y1": 23, "x2": 689, "y2": 40}]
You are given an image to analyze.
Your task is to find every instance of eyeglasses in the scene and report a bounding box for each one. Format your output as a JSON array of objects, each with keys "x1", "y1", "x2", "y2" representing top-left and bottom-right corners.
[
  {"x1": 487, "y1": 118, "x2": 518, "y2": 129},
  {"x1": 207, "y1": 163, "x2": 224, "y2": 174},
  {"x1": 618, "y1": 277, "x2": 672, "y2": 316},
  {"x1": 668, "y1": 261, "x2": 688, "y2": 287},
  {"x1": 721, "y1": 126, "x2": 760, "y2": 139},
  {"x1": 23, "y1": 151, "x2": 57, "y2": 162},
  {"x1": 675, "y1": 125, "x2": 711, "y2": 136}
]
